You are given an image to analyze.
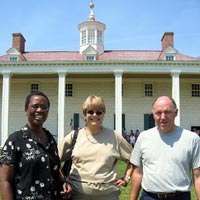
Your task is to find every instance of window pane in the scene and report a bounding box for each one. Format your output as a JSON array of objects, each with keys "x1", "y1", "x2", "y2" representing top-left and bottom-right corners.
[
  {"x1": 65, "y1": 83, "x2": 73, "y2": 97},
  {"x1": 88, "y1": 30, "x2": 95, "y2": 44},
  {"x1": 31, "y1": 84, "x2": 39, "y2": 92},
  {"x1": 166, "y1": 55, "x2": 174, "y2": 61},
  {"x1": 97, "y1": 30, "x2": 102, "y2": 43},
  {"x1": 144, "y1": 83, "x2": 153, "y2": 97},
  {"x1": 81, "y1": 30, "x2": 86, "y2": 44},
  {"x1": 9, "y1": 57, "x2": 18, "y2": 62},
  {"x1": 192, "y1": 84, "x2": 200, "y2": 97},
  {"x1": 86, "y1": 56, "x2": 95, "y2": 61}
]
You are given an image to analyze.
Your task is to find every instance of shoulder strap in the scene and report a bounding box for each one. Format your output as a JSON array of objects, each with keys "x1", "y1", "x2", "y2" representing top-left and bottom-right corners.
[
  {"x1": 71, "y1": 129, "x2": 78, "y2": 150},
  {"x1": 60, "y1": 130, "x2": 78, "y2": 177}
]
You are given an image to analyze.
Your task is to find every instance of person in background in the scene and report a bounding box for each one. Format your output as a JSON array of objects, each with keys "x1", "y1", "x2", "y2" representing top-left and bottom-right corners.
[
  {"x1": 134, "y1": 129, "x2": 140, "y2": 142},
  {"x1": 122, "y1": 127, "x2": 128, "y2": 140},
  {"x1": 0, "y1": 91, "x2": 70, "y2": 200},
  {"x1": 129, "y1": 130, "x2": 136, "y2": 148},
  {"x1": 59, "y1": 95, "x2": 133, "y2": 200},
  {"x1": 130, "y1": 96, "x2": 200, "y2": 200}
]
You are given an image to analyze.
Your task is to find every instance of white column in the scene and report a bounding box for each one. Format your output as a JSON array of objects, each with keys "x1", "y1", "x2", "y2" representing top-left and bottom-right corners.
[
  {"x1": 171, "y1": 70, "x2": 181, "y2": 126},
  {"x1": 114, "y1": 70, "x2": 123, "y2": 134},
  {"x1": 1, "y1": 72, "x2": 11, "y2": 146},
  {"x1": 57, "y1": 72, "x2": 66, "y2": 143}
]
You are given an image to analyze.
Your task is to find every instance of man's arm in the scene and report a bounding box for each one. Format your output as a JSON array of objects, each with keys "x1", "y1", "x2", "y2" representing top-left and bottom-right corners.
[
  {"x1": 193, "y1": 167, "x2": 200, "y2": 199},
  {"x1": 130, "y1": 165, "x2": 143, "y2": 200}
]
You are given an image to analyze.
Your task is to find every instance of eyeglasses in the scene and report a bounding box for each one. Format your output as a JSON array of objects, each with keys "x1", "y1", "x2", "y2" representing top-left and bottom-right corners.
[
  {"x1": 87, "y1": 110, "x2": 103, "y2": 115},
  {"x1": 31, "y1": 104, "x2": 49, "y2": 111}
]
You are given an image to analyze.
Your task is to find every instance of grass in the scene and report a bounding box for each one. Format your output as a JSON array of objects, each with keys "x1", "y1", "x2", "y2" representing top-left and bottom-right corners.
[
  {"x1": 117, "y1": 160, "x2": 196, "y2": 200},
  {"x1": 118, "y1": 160, "x2": 131, "y2": 199}
]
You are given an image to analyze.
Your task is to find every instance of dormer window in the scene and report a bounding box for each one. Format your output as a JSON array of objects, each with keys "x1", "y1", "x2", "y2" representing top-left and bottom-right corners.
[
  {"x1": 6, "y1": 47, "x2": 25, "y2": 61},
  {"x1": 166, "y1": 55, "x2": 174, "y2": 61},
  {"x1": 163, "y1": 46, "x2": 177, "y2": 61},
  {"x1": 86, "y1": 55, "x2": 96, "y2": 61},
  {"x1": 9, "y1": 56, "x2": 18, "y2": 62}
]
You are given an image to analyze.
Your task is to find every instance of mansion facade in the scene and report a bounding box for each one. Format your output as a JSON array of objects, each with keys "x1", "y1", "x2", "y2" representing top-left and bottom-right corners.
[{"x1": 0, "y1": 4, "x2": 200, "y2": 145}]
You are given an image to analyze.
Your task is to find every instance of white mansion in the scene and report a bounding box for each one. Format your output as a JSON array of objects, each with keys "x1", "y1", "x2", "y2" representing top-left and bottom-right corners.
[{"x1": 0, "y1": 4, "x2": 200, "y2": 145}]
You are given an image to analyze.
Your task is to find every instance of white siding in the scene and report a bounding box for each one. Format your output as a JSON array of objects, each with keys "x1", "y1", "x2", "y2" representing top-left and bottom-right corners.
[{"x1": 2, "y1": 76, "x2": 200, "y2": 143}]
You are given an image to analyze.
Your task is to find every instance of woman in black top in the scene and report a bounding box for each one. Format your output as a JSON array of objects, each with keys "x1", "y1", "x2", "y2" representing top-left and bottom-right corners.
[{"x1": 0, "y1": 91, "x2": 70, "y2": 200}]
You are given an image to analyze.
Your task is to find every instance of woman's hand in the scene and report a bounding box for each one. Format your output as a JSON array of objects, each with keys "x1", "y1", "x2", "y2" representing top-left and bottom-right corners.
[
  {"x1": 60, "y1": 182, "x2": 72, "y2": 199},
  {"x1": 114, "y1": 177, "x2": 129, "y2": 187}
]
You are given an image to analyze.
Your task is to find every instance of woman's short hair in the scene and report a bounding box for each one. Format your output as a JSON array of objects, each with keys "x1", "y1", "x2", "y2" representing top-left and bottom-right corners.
[
  {"x1": 82, "y1": 95, "x2": 106, "y2": 116},
  {"x1": 25, "y1": 91, "x2": 50, "y2": 111}
]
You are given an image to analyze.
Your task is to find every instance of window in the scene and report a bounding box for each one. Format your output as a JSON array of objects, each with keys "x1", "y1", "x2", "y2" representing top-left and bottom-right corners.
[
  {"x1": 9, "y1": 56, "x2": 18, "y2": 62},
  {"x1": 81, "y1": 30, "x2": 86, "y2": 44},
  {"x1": 86, "y1": 55, "x2": 95, "y2": 61},
  {"x1": 144, "y1": 83, "x2": 153, "y2": 97},
  {"x1": 166, "y1": 55, "x2": 174, "y2": 61},
  {"x1": 192, "y1": 84, "x2": 200, "y2": 97},
  {"x1": 88, "y1": 30, "x2": 95, "y2": 44},
  {"x1": 31, "y1": 84, "x2": 39, "y2": 93},
  {"x1": 97, "y1": 30, "x2": 102, "y2": 43},
  {"x1": 65, "y1": 83, "x2": 73, "y2": 97}
]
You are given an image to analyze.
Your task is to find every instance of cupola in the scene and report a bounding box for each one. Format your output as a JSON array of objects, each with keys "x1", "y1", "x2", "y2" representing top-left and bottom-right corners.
[{"x1": 78, "y1": 2, "x2": 106, "y2": 60}]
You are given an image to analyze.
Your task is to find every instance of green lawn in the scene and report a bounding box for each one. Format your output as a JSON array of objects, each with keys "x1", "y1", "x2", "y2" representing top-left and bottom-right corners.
[{"x1": 118, "y1": 160, "x2": 196, "y2": 200}]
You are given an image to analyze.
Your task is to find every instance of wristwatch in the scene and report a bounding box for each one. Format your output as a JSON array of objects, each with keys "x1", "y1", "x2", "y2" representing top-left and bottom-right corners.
[{"x1": 123, "y1": 174, "x2": 131, "y2": 182}]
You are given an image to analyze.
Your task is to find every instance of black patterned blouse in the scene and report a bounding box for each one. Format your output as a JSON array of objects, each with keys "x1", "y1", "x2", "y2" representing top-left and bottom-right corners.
[{"x1": 0, "y1": 125, "x2": 62, "y2": 200}]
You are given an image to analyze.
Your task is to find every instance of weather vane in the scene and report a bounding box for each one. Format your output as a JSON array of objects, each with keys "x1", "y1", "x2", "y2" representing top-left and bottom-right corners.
[
  {"x1": 90, "y1": 0, "x2": 94, "y2": 9},
  {"x1": 89, "y1": 0, "x2": 95, "y2": 21}
]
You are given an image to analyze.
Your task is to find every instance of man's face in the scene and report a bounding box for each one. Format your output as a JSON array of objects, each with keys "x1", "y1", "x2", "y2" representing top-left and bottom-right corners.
[{"x1": 153, "y1": 97, "x2": 178, "y2": 133}]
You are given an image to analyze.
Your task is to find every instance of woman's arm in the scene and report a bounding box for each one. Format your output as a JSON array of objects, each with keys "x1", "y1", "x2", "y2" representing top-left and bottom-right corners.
[
  {"x1": 114, "y1": 162, "x2": 133, "y2": 187},
  {"x1": 0, "y1": 164, "x2": 15, "y2": 200}
]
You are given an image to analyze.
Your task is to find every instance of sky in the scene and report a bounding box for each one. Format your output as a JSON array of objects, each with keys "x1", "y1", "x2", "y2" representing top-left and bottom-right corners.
[{"x1": 0, "y1": 0, "x2": 200, "y2": 58}]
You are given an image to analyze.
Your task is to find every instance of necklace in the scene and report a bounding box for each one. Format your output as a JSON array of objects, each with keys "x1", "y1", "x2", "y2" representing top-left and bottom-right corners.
[{"x1": 85, "y1": 129, "x2": 99, "y2": 144}]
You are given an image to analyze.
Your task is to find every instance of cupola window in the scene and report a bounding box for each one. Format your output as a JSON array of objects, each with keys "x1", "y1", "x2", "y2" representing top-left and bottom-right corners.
[
  {"x1": 81, "y1": 30, "x2": 87, "y2": 44},
  {"x1": 88, "y1": 30, "x2": 95, "y2": 44},
  {"x1": 97, "y1": 30, "x2": 102, "y2": 43}
]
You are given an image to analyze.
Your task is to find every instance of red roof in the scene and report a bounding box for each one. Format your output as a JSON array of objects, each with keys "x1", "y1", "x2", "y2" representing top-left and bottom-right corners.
[{"x1": 0, "y1": 50, "x2": 198, "y2": 62}]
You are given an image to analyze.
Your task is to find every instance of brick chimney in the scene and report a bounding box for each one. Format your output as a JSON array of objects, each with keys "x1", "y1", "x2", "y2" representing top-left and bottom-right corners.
[
  {"x1": 12, "y1": 33, "x2": 26, "y2": 53},
  {"x1": 161, "y1": 32, "x2": 174, "y2": 51}
]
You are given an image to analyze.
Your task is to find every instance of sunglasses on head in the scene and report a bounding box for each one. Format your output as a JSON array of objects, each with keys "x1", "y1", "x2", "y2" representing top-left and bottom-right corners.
[
  {"x1": 31, "y1": 104, "x2": 49, "y2": 111},
  {"x1": 87, "y1": 110, "x2": 103, "y2": 115}
]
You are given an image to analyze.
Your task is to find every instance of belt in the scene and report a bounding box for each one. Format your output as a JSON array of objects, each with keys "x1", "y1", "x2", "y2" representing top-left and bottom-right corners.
[{"x1": 144, "y1": 190, "x2": 184, "y2": 199}]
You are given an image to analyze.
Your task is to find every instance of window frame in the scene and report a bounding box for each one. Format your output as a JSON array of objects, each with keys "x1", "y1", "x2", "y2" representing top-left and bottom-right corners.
[
  {"x1": 191, "y1": 84, "x2": 200, "y2": 97},
  {"x1": 65, "y1": 83, "x2": 73, "y2": 97},
  {"x1": 81, "y1": 30, "x2": 86, "y2": 45},
  {"x1": 88, "y1": 30, "x2": 95, "y2": 44},
  {"x1": 144, "y1": 83, "x2": 153, "y2": 97},
  {"x1": 9, "y1": 56, "x2": 18, "y2": 62},
  {"x1": 31, "y1": 83, "x2": 39, "y2": 93}
]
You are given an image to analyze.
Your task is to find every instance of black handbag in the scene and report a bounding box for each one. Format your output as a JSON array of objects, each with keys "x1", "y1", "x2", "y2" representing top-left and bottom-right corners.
[{"x1": 61, "y1": 130, "x2": 78, "y2": 177}]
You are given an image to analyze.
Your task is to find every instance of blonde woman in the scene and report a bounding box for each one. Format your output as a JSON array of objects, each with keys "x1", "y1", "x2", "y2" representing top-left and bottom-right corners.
[{"x1": 58, "y1": 95, "x2": 133, "y2": 200}]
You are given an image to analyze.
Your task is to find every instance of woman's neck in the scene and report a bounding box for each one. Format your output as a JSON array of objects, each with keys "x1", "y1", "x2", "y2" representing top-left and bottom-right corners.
[
  {"x1": 86, "y1": 126, "x2": 102, "y2": 134},
  {"x1": 28, "y1": 124, "x2": 43, "y2": 134}
]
